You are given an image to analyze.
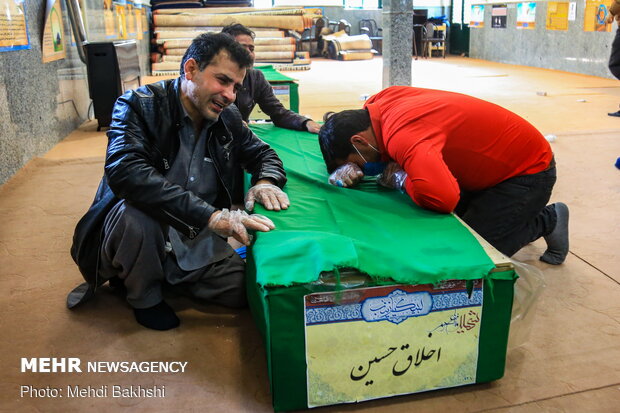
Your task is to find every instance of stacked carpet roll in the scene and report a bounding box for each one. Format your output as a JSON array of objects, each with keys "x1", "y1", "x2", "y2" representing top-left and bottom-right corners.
[{"x1": 151, "y1": 6, "x2": 322, "y2": 75}]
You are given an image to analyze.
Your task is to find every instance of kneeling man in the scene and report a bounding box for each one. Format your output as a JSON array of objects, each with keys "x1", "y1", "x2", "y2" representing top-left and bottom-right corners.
[{"x1": 319, "y1": 86, "x2": 568, "y2": 264}]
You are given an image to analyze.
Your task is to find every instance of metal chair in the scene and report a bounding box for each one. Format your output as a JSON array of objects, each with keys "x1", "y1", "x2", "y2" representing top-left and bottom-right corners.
[
  {"x1": 359, "y1": 18, "x2": 382, "y2": 54},
  {"x1": 328, "y1": 19, "x2": 351, "y2": 35},
  {"x1": 299, "y1": 17, "x2": 328, "y2": 57},
  {"x1": 421, "y1": 22, "x2": 447, "y2": 58}
]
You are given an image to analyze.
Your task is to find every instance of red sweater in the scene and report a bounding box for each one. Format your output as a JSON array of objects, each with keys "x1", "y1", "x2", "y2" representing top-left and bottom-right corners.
[{"x1": 364, "y1": 86, "x2": 553, "y2": 213}]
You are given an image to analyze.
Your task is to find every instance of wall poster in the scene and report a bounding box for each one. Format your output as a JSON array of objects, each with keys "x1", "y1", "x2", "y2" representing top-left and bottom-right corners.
[
  {"x1": 517, "y1": 2, "x2": 537, "y2": 29},
  {"x1": 583, "y1": 0, "x2": 612, "y2": 32},
  {"x1": 42, "y1": 0, "x2": 66, "y2": 63},
  {"x1": 0, "y1": 0, "x2": 30, "y2": 52},
  {"x1": 126, "y1": 0, "x2": 137, "y2": 38},
  {"x1": 103, "y1": 0, "x2": 117, "y2": 38},
  {"x1": 492, "y1": 4, "x2": 508, "y2": 29},
  {"x1": 470, "y1": 5, "x2": 485, "y2": 28},
  {"x1": 568, "y1": 2, "x2": 577, "y2": 21},
  {"x1": 133, "y1": 0, "x2": 143, "y2": 40},
  {"x1": 142, "y1": 5, "x2": 149, "y2": 37},
  {"x1": 114, "y1": 0, "x2": 127, "y2": 39},
  {"x1": 546, "y1": 2, "x2": 569, "y2": 31}
]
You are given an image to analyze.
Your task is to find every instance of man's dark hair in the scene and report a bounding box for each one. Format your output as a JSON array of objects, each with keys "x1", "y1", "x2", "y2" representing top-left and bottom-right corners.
[
  {"x1": 318, "y1": 109, "x2": 371, "y2": 173},
  {"x1": 180, "y1": 33, "x2": 253, "y2": 76},
  {"x1": 221, "y1": 23, "x2": 255, "y2": 39}
]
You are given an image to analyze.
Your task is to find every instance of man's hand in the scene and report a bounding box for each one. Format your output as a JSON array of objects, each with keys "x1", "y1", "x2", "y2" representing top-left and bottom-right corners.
[
  {"x1": 328, "y1": 162, "x2": 364, "y2": 188},
  {"x1": 245, "y1": 181, "x2": 290, "y2": 211},
  {"x1": 305, "y1": 120, "x2": 321, "y2": 134},
  {"x1": 608, "y1": 0, "x2": 620, "y2": 23},
  {"x1": 377, "y1": 162, "x2": 407, "y2": 191},
  {"x1": 208, "y1": 209, "x2": 275, "y2": 246}
]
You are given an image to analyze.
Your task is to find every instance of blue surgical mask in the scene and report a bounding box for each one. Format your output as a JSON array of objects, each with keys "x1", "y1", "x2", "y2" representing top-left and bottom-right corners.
[
  {"x1": 353, "y1": 142, "x2": 386, "y2": 176},
  {"x1": 362, "y1": 161, "x2": 387, "y2": 176}
]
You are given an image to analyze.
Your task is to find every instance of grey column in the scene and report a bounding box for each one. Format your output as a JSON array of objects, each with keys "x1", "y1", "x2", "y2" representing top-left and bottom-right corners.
[{"x1": 382, "y1": 0, "x2": 414, "y2": 87}]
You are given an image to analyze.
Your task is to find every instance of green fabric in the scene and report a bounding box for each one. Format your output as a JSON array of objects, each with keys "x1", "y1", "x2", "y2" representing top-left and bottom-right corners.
[
  {"x1": 476, "y1": 272, "x2": 515, "y2": 383},
  {"x1": 246, "y1": 269, "x2": 516, "y2": 411},
  {"x1": 254, "y1": 65, "x2": 299, "y2": 113},
  {"x1": 255, "y1": 64, "x2": 297, "y2": 83},
  {"x1": 288, "y1": 82, "x2": 299, "y2": 114},
  {"x1": 249, "y1": 124, "x2": 496, "y2": 287}
]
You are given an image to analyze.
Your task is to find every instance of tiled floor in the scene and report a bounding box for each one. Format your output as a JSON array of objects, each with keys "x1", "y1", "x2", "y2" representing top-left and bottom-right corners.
[{"x1": 1, "y1": 57, "x2": 619, "y2": 412}]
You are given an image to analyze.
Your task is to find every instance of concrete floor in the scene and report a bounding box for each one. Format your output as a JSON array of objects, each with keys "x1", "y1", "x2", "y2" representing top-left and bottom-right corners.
[{"x1": 1, "y1": 57, "x2": 619, "y2": 412}]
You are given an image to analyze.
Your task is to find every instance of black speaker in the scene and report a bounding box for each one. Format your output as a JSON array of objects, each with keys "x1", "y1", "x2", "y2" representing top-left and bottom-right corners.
[
  {"x1": 412, "y1": 10, "x2": 428, "y2": 58},
  {"x1": 85, "y1": 41, "x2": 140, "y2": 130}
]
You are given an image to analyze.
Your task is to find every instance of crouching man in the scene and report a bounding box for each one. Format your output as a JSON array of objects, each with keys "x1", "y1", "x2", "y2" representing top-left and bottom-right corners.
[{"x1": 69, "y1": 33, "x2": 290, "y2": 330}]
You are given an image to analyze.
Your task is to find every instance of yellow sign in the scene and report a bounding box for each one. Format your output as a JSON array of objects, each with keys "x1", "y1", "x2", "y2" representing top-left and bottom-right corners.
[
  {"x1": 116, "y1": 3, "x2": 127, "y2": 40},
  {"x1": 42, "y1": 0, "x2": 66, "y2": 63},
  {"x1": 134, "y1": 2, "x2": 143, "y2": 40},
  {"x1": 249, "y1": 85, "x2": 291, "y2": 121},
  {"x1": 103, "y1": 0, "x2": 116, "y2": 38},
  {"x1": 583, "y1": 0, "x2": 612, "y2": 32},
  {"x1": 305, "y1": 281, "x2": 483, "y2": 407},
  {"x1": 547, "y1": 2, "x2": 569, "y2": 31},
  {"x1": 126, "y1": 1, "x2": 137, "y2": 38},
  {"x1": 0, "y1": 0, "x2": 29, "y2": 51}
]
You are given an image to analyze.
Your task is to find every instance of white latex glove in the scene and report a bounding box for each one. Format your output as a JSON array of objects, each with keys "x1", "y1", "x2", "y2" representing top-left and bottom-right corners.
[
  {"x1": 377, "y1": 162, "x2": 407, "y2": 191},
  {"x1": 328, "y1": 162, "x2": 364, "y2": 188},
  {"x1": 208, "y1": 208, "x2": 275, "y2": 246},
  {"x1": 245, "y1": 183, "x2": 290, "y2": 212}
]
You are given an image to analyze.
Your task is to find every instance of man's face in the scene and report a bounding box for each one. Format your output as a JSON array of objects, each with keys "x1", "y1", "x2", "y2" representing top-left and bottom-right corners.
[
  {"x1": 183, "y1": 50, "x2": 246, "y2": 121},
  {"x1": 234, "y1": 34, "x2": 255, "y2": 64}
]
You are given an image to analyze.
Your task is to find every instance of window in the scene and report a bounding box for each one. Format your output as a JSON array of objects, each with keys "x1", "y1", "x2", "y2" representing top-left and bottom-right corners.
[
  {"x1": 274, "y1": 0, "x2": 343, "y2": 6},
  {"x1": 253, "y1": 0, "x2": 273, "y2": 8},
  {"x1": 266, "y1": 0, "x2": 381, "y2": 10},
  {"x1": 344, "y1": 0, "x2": 381, "y2": 9},
  {"x1": 452, "y1": 0, "x2": 475, "y2": 25}
]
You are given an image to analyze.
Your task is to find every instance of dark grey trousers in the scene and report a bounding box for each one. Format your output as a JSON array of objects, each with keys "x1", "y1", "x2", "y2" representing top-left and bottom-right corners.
[
  {"x1": 455, "y1": 166, "x2": 558, "y2": 257},
  {"x1": 100, "y1": 201, "x2": 246, "y2": 309}
]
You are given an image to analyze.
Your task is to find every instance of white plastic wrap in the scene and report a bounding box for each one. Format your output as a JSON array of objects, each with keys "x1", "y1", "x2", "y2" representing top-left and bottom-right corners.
[{"x1": 508, "y1": 259, "x2": 546, "y2": 349}]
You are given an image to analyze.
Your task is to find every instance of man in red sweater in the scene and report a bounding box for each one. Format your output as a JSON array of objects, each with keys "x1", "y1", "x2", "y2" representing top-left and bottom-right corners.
[{"x1": 318, "y1": 86, "x2": 569, "y2": 264}]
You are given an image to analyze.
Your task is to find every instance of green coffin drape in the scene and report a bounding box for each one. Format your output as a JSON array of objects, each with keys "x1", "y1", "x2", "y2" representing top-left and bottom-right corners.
[{"x1": 248, "y1": 124, "x2": 496, "y2": 287}]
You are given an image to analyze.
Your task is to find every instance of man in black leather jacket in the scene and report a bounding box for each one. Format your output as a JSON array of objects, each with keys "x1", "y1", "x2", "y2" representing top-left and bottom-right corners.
[
  {"x1": 221, "y1": 24, "x2": 321, "y2": 133},
  {"x1": 69, "y1": 33, "x2": 290, "y2": 330}
]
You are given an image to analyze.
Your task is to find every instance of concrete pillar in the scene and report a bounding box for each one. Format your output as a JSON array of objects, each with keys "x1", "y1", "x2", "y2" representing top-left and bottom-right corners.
[{"x1": 382, "y1": 0, "x2": 414, "y2": 88}]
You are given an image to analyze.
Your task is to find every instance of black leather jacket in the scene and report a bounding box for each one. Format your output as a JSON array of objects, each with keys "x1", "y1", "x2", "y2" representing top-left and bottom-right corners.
[
  {"x1": 68, "y1": 78, "x2": 286, "y2": 306},
  {"x1": 235, "y1": 68, "x2": 310, "y2": 130},
  {"x1": 610, "y1": 28, "x2": 620, "y2": 80}
]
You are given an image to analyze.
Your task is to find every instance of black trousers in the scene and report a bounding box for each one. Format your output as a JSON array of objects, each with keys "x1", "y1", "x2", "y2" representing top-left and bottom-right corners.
[
  {"x1": 455, "y1": 166, "x2": 558, "y2": 257},
  {"x1": 609, "y1": 28, "x2": 620, "y2": 80},
  {"x1": 100, "y1": 201, "x2": 246, "y2": 309}
]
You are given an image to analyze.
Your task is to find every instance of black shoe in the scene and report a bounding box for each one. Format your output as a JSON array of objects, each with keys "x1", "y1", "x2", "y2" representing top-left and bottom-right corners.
[
  {"x1": 608, "y1": 110, "x2": 620, "y2": 117},
  {"x1": 108, "y1": 276, "x2": 126, "y2": 295},
  {"x1": 540, "y1": 202, "x2": 569, "y2": 265},
  {"x1": 133, "y1": 301, "x2": 180, "y2": 331}
]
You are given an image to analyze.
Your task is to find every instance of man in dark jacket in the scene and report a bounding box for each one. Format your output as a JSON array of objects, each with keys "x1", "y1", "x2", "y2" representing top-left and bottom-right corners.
[
  {"x1": 608, "y1": 0, "x2": 620, "y2": 116},
  {"x1": 69, "y1": 33, "x2": 290, "y2": 331},
  {"x1": 221, "y1": 24, "x2": 321, "y2": 133}
]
